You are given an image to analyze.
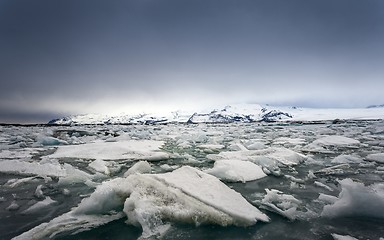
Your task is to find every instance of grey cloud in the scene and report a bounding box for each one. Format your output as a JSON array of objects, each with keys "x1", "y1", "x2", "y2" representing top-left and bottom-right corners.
[{"x1": 1, "y1": 0, "x2": 384, "y2": 122}]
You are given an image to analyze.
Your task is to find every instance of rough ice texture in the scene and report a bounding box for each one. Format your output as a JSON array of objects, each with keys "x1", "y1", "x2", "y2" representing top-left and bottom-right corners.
[
  {"x1": 49, "y1": 140, "x2": 169, "y2": 161},
  {"x1": 13, "y1": 166, "x2": 268, "y2": 240},
  {"x1": 154, "y1": 167, "x2": 270, "y2": 224},
  {"x1": 321, "y1": 178, "x2": 384, "y2": 218},
  {"x1": 259, "y1": 189, "x2": 313, "y2": 221},
  {"x1": 205, "y1": 160, "x2": 267, "y2": 182},
  {"x1": 366, "y1": 153, "x2": 384, "y2": 163}
]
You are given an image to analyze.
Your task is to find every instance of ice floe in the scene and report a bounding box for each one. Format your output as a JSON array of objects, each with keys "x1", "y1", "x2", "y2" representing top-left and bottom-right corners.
[
  {"x1": 123, "y1": 161, "x2": 152, "y2": 177},
  {"x1": 21, "y1": 197, "x2": 57, "y2": 215},
  {"x1": 258, "y1": 189, "x2": 314, "y2": 221},
  {"x1": 366, "y1": 153, "x2": 384, "y2": 163},
  {"x1": 49, "y1": 140, "x2": 170, "y2": 161},
  {"x1": 303, "y1": 136, "x2": 360, "y2": 153},
  {"x1": 205, "y1": 160, "x2": 267, "y2": 182},
  {"x1": 331, "y1": 233, "x2": 358, "y2": 240},
  {"x1": 207, "y1": 147, "x2": 306, "y2": 168},
  {"x1": 331, "y1": 154, "x2": 363, "y2": 164},
  {"x1": 321, "y1": 178, "x2": 384, "y2": 218},
  {"x1": 13, "y1": 166, "x2": 268, "y2": 239}
]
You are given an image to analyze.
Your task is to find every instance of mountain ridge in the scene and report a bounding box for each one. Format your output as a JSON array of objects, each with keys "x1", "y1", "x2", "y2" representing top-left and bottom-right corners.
[{"x1": 48, "y1": 104, "x2": 384, "y2": 125}]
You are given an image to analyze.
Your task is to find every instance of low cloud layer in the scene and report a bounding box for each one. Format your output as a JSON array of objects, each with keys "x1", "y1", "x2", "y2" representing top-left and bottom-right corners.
[{"x1": 1, "y1": 0, "x2": 383, "y2": 122}]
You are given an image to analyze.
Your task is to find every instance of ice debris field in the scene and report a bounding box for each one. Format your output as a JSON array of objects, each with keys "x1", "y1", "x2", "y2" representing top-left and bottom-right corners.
[{"x1": 1, "y1": 121, "x2": 384, "y2": 239}]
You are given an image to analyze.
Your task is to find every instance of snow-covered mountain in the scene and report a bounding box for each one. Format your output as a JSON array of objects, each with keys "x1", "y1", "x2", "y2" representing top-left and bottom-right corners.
[{"x1": 48, "y1": 103, "x2": 384, "y2": 125}]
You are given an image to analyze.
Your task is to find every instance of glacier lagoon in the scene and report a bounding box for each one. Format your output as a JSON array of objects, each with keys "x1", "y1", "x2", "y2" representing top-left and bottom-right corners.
[{"x1": 1, "y1": 121, "x2": 384, "y2": 239}]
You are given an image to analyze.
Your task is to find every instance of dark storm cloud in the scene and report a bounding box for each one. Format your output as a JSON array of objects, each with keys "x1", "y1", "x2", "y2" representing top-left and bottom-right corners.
[{"x1": 1, "y1": 0, "x2": 384, "y2": 122}]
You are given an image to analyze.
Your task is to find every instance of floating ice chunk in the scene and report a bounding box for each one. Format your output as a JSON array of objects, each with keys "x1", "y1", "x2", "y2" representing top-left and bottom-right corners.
[
  {"x1": 0, "y1": 148, "x2": 39, "y2": 160},
  {"x1": 313, "y1": 136, "x2": 360, "y2": 146},
  {"x1": 57, "y1": 163, "x2": 93, "y2": 186},
  {"x1": 14, "y1": 166, "x2": 268, "y2": 240},
  {"x1": 304, "y1": 136, "x2": 360, "y2": 153},
  {"x1": 245, "y1": 142, "x2": 266, "y2": 150},
  {"x1": 154, "y1": 166, "x2": 270, "y2": 224},
  {"x1": 321, "y1": 178, "x2": 384, "y2": 218},
  {"x1": 273, "y1": 137, "x2": 306, "y2": 146},
  {"x1": 284, "y1": 175, "x2": 305, "y2": 184},
  {"x1": 314, "y1": 181, "x2": 334, "y2": 191},
  {"x1": 13, "y1": 211, "x2": 124, "y2": 240},
  {"x1": 315, "y1": 164, "x2": 351, "y2": 176},
  {"x1": 62, "y1": 188, "x2": 71, "y2": 196},
  {"x1": 34, "y1": 185, "x2": 44, "y2": 199},
  {"x1": 207, "y1": 147, "x2": 306, "y2": 167},
  {"x1": 0, "y1": 159, "x2": 67, "y2": 177},
  {"x1": 49, "y1": 140, "x2": 170, "y2": 161},
  {"x1": 331, "y1": 233, "x2": 358, "y2": 240},
  {"x1": 197, "y1": 144, "x2": 225, "y2": 150},
  {"x1": 331, "y1": 154, "x2": 363, "y2": 164},
  {"x1": 89, "y1": 159, "x2": 110, "y2": 175},
  {"x1": 22, "y1": 197, "x2": 56, "y2": 215},
  {"x1": 259, "y1": 189, "x2": 309, "y2": 221},
  {"x1": 317, "y1": 193, "x2": 338, "y2": 204},
  {"x1": 242, "y1": 139, "x2": 268, "y2": 150},
  {"x1": 35, "y1": 134, "x2": 68, "y2": 146},
  {"x1": 307, "y1": 170, "x2": 316, "y2": 179},
  {"x1": 6, "y1": 201, "x2": 20, "y2": 211},
  {"x1": 205, "y1": 160, "x2": 267, "y2": 183},
  {"x1": 227, "y1": 142, "x2": 248, "y2": 151},
  {"x1": 366, "y1": 153, "x2": 384, "y2": 163},
  {"x1": 123, "y1": 161, "x2": 152, "y2": 177},
  {"x1": 4, "y1": 177, "x2": 38, "y2": 188}
]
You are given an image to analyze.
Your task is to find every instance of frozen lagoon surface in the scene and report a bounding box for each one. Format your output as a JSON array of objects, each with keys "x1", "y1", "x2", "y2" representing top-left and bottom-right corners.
[{"x1": 0, "y1": 121, "x2": 384, "y2": 239}]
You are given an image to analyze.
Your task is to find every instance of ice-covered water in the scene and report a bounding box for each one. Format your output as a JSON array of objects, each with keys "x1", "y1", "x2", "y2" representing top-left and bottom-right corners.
[{"x1": 1, "y1": 121, "x2": 384, "y2": 239}]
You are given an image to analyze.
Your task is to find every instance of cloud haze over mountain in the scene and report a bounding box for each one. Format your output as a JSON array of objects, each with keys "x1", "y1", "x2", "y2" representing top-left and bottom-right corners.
[{"x1": 1, "y1": 0, "x2": 384, "y2": 122}]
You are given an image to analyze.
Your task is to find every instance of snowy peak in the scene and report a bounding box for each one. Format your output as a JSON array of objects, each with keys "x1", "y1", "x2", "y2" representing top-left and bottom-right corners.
[{"x1": 48, "y1": 103, "x2": 384, "y2": 125}]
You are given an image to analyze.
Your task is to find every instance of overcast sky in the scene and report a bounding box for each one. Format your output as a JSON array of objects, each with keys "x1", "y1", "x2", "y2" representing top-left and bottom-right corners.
[{"x1": 1, "y1": 0, "x2": 384, "y2": 123}]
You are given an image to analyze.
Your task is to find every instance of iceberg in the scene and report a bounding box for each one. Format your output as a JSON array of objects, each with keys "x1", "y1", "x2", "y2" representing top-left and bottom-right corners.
[
  {"x1": 321, "y1": 178, "x2": 384, "y2": 218},
  {"x1": 13, "y1": 166, "x2": 268, "y2": 239}
]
